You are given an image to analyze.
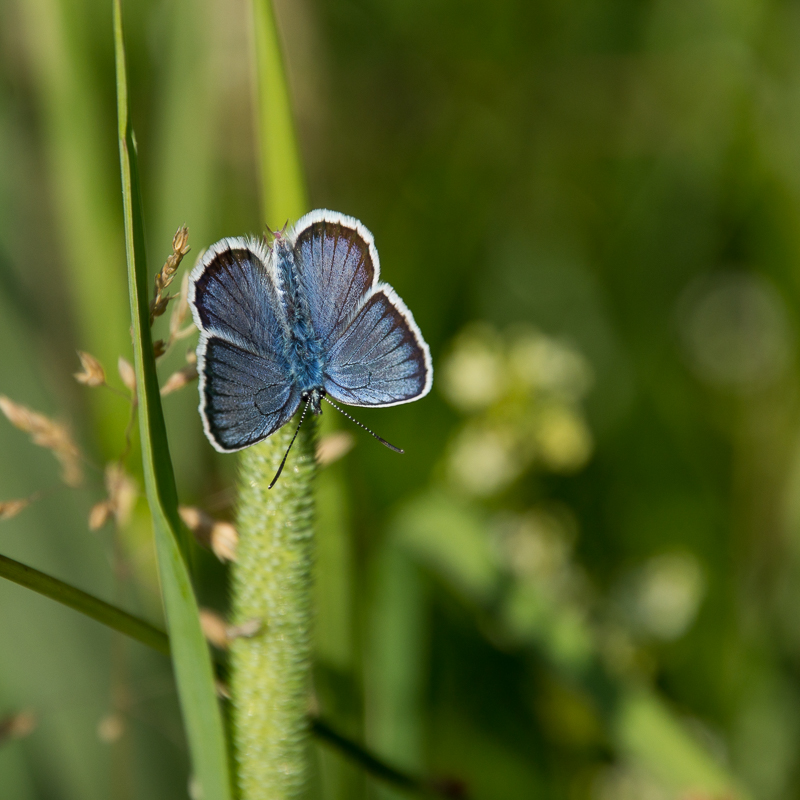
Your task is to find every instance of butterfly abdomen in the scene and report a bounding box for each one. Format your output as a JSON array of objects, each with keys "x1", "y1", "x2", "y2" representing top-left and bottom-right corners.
[{"x1": 273, "y1": 238, "x2": 326, "y2": 395}]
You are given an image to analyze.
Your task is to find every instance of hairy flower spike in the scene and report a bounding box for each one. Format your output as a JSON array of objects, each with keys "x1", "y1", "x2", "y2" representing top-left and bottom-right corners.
[
  {"x1": 74, "y1": 351, "x2": 106, "y2": 387},
  {"x1": 0, "y1": 396, "x2": 83, "y2": 487},
  {"x1": 231, "y1": 421, "x2": 317, "y2": 799}
]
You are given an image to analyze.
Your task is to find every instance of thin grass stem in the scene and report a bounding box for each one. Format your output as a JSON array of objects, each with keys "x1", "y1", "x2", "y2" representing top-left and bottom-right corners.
[{"x1": 0, "y1": 553, "x2": 170, "y2": 655}]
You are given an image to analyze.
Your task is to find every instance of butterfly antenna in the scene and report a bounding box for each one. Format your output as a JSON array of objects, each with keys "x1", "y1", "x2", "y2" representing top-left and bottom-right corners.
[
  {"x1": 323, "y1": 396, "x2": 404, "y2": 454},
  {"x1": 269, "y1": 397, "x2": 312, "y2": 489}
]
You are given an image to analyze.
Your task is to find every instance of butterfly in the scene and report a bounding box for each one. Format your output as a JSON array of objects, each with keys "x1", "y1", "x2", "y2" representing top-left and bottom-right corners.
[{"x1": 188, "y1": 209, "x2": 432, "y2": 482}]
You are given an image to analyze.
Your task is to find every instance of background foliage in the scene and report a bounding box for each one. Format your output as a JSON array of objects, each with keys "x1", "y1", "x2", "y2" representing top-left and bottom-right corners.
[{"x1": 2, "y1": 0, "x2": 800, "y2": 798}]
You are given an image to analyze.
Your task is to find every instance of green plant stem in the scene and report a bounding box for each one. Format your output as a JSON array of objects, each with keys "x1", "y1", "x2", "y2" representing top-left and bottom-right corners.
[
  {"x1": 0, "y1": 553, "x2": 169, "y2": 655},
  {"x1": 231, "y1": 418, "x2": 317, "y2": 799},
  {"x1": 311, "y1": 717, "x2": 421, "y2": 794}
]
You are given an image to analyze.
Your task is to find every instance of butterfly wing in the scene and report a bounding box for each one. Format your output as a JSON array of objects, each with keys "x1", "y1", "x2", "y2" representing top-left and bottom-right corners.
[
  {"x1": 189, "y1": 238, "x2": 300, "y2": 452},
  {"x1": 292, "y1": 210, "x2": 378, "y2": 345},
  {"x1": 291, "y1": 210, "x2": 432, "y2": 408},
  {"x1": 323, "y1": 286, "x2": 432, "y2": 406}
]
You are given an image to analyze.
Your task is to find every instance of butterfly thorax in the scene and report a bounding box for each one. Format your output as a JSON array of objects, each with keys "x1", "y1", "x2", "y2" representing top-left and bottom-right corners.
[{"x1": 272, "y1": 238, "x2": 326, "y2": 409}]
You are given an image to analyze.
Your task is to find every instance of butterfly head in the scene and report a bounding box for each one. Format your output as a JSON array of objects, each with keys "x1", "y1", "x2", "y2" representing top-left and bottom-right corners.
[
  {"x1": 265, "y1": 220, "x2": 291, "y2": 243},
  {"x1": 301, "y1": 387, "x2": 325, "y2": 416}
]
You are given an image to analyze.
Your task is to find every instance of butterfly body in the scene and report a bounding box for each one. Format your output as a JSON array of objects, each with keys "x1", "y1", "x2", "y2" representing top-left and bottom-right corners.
[
  {"x1": 272, "y1": 235, "x2": 326, "y2": 409},
  {"x1": 189, "y1": 210, "x2": 432, "y2": 454}
]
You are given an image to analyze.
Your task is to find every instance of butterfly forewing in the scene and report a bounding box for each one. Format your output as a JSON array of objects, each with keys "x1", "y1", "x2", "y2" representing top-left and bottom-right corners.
[
  {"x1": 292, "y1": 212, "x2": 377, "y2": 345},
  {"x1": 191, "y1": 241, "x2": 283, "y2": 356},
  {"x1": 190, "y1": 239, "x2": 300, "y2": 452},
  {"x1": 323, "y1": 288, "x2": 432, "y2": 407}
]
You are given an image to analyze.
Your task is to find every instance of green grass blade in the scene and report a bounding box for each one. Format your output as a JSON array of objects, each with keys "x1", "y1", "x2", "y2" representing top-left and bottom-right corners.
[
  {"x1": 251, "y1": 0, "x2": 307, "y2": 226},
  {"x1": 0, "y1": 553, "x2": 170, "y2": 656},
  {"x1": 113, "y1": 3, "x2": 233, "y2": 798},
  {"x1": 16, "y1": 0, "x2": 130, "y2": 454}
]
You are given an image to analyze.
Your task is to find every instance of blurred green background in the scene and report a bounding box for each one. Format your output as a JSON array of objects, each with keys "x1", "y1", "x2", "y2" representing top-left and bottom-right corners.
[{"x1": 2, "y1": 0, "x2": 800, "y2": 798}]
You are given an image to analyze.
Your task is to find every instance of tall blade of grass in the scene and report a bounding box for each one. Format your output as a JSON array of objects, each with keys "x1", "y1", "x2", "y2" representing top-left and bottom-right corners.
[
  {"x1": 113, "y1": 4, "x2": 233, "y2": 799},
  {"x1": 250, "y1": 0, "x2": 307, "y2": 226},
  {"x1": 150, "y1": 0, "x2": 217, "y2": 251},
  {"x1": 16, "y1": 0, "x2": 130, "y2": 454},
  {"x1": 147, "y1": 0, "x2": 219, "y2": 491}
]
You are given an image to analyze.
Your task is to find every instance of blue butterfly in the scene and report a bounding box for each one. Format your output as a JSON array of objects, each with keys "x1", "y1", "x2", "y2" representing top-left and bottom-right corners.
[{"x1": 188, "y1": 209, "x2": 433, "y2": 480}]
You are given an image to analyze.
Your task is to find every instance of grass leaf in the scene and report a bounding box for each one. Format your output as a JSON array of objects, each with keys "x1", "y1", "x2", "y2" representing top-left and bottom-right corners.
[
  {"x1": 0, "y1": 553, "x2": 170, "y2": 656},
  {"x1": 113, "y1": 3, "x2": 233, "y2": 798},
  {"x1": 16, "y1": 0, "x2": 131, "y2": 454},
  {"x1": 251, "y1": 0, "x2": 307, "y2": 226}
]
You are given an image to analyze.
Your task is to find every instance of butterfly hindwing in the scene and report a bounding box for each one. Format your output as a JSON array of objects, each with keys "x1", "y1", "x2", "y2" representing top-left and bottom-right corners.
[
  {"x1": 200, "y1": 338, "x2": 300, "y2": 451},
  {"x1": 190, "y1": 239, "x2": 299, "y2": 452},
  {"x1": 323, "y1": 287, "x2": 432, "y2": 407}
]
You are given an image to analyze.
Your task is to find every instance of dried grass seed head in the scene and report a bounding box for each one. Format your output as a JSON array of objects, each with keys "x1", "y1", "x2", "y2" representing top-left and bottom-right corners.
[
  {"x1": 179, "y1": 505, "x2": 238, "y2": 562},
  {"x1": 0, "y1": 498, "x2": 31, "y2": 521},
  {"x1": 199, "y1": 608, "x2": 230, "y2": 649},
  {"x1": 150, "y1": 225, "x2": 190, "y2": 324},
  {"x1": 210, "y1": 521, "x2": 238, "y2": 562},
  {"x1": 118, "y1": 357, "x2": 136, "y2": 393},
  {"x1": 0, "y1": 396, "x2": 83, "y2": 487},
  {"x1": 74, "y1": 351, "x2": 106, "y2": 387},
  {"x1": 89, "y1": 500, "x2": 113, "y2": 530},
  {"x1": 161, "y1": 364, "x2": 199, "y2": 396}
]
